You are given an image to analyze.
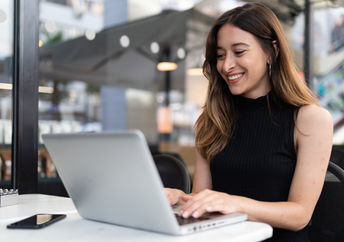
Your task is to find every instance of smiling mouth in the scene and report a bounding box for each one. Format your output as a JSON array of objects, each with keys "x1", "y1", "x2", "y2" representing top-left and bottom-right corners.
[{"x1": 227, "y1": 73, "x2": 243, "y2": 83}]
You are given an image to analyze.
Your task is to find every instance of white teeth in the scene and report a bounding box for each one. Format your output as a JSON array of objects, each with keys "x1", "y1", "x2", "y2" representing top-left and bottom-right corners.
[{"x1": 228, "y1": 74, "x2": 243, "y2": 80}]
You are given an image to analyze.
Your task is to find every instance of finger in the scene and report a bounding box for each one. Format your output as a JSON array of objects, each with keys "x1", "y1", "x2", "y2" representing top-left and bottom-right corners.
[
  {"x1": 204, "y1": 199, "x2": 234, "y2": 215},
  {"x1": 190, "y1": 204, "x2": 209, "y2": 218},
  {"x1": 189, "y1": 193, "x2": 224, "y2": 218},
  {"x1": 165, "y1": 189, "x2": 179, "y2": 205},
  {"x1": 181, "y1": 194, "x2": 193, "y2": 202},
  {"x1": 181, "y1": 189, "x2": 212, "y2": 211},
  {"x1": 187, "y1": 192, "x2": 234, "y2": 218},
  {"x1": 166, "y1": 195, "x2": 175, "y2": 205},
  {"x1": 181, "y1": 193, "x2": 216, "y2": 218},
  {"x1": 180, "y1": 199, "x2": 205, "y2": 218},
  {"x1": 169, "y1": 197, "x2": 177, "y2": 205}
]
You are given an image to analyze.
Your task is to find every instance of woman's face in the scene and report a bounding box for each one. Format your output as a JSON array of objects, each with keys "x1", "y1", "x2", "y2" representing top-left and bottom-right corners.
[{"x1": 216, "y1": 24, "x2": 271, "y2": 99}]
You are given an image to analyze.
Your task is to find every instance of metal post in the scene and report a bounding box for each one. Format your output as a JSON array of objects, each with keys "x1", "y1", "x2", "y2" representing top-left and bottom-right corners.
[
  {"x1": 11, "y1": 0, "x2": 39, "y2": 193},
  {"x1": 159, "y1": 47, "x2": 172, "y2": 141},
  {"x1": 163, "y1": 47, "x2": 171, "y2": 107},
  {"x1": 304, "y1": 0, "x2": 313, "y2": 89},
  {"x1": 165, "y1": 71, "x2": 171, "y2": 106}
]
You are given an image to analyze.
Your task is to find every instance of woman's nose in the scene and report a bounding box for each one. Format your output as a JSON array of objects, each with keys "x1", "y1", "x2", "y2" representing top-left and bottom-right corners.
[{"x1": 223, "y1": 55, "x2": 235, "y2": 73}]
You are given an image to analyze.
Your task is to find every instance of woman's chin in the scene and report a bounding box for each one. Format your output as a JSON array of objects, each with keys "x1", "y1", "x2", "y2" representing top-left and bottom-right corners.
[{"x1": 228, "y1": 86, "x2": 244, "y2": 96}]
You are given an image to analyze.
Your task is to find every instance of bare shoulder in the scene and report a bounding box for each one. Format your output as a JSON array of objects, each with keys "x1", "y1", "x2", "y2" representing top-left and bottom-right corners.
[
  {"x1": 296, "y1": 104, "x2": 333, "y2": 130},
  {"x1": 295, "y1": 104, "x2": 333, "y2": 146},
  {"x1": 294, "y1": 104, "x2": 333, "y2": 171}
]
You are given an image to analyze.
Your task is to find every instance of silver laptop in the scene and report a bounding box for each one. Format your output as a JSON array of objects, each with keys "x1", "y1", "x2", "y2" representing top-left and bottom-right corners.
[{"x1": 42, "y1": 130, "x2": 247, "y2": 235}]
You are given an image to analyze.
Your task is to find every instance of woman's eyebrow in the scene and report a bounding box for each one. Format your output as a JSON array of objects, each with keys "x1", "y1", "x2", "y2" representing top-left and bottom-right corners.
[
  {"x1": 232, "y1": 42, "x2": 249, "y2": 47},
  {"x1": 216, "y1": 43, "x2": 249, "y2": 50}
]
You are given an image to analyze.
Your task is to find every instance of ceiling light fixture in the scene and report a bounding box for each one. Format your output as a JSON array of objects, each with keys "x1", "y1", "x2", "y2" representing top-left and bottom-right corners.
[
  {"x1": 0, "y1": 83, "x2": 54, "y2": 94},
  {"x1": 187, "y1": 68, "x2": 203, "y2": 76},
  {"x1": 157, "y1": 62, "x2": 178, "y2": 71},
  {"x1": 119, "y1": 35, "x2": 130, "y2": 48},
  {"x1": 150, "y1": 42, "x2": 160, "y2": 54}
]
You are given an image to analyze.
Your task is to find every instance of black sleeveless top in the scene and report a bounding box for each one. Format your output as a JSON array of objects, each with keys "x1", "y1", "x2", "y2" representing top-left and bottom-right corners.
[{"x1": 210, "y1": 94, "x2": 310, "y2": 242}]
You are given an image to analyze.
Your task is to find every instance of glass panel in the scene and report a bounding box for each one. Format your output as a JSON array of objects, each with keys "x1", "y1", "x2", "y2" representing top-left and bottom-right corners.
[
  {"x1": 313, "y1": 9, "x2": 344, "y2": 144},
  {"x1": 291, "y1": 7, "x2": 344, "y2": 144},
  {"x1": 38, "y1": 0, "x2": 107, "y2": 195},
  {"x1": 37, "y1": 0, "x2": 203, "y2": 194},
  {"x1": 0, "y1": 1, "x2": 13, "y2": 188},
  {"x1": 37, "y1": 1, "x2": 344, "y2": 196}
]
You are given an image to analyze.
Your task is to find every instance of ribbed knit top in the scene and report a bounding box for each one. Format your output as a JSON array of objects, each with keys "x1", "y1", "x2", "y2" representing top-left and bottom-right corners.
[{"x1": 210, "y1": 93, "x2": 309, "y2": 241}]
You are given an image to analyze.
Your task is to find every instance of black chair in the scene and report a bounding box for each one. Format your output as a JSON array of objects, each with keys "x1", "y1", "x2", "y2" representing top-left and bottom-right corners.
[
  {"x1": 330, "y1": 145, "x2": 344, "y2": 169},
  {"x1": 309, "y1": 161, "x2": 344, "y2": 242},
  {"x1": 153, "y1": 154, "x2": 191, "y2": 194}
]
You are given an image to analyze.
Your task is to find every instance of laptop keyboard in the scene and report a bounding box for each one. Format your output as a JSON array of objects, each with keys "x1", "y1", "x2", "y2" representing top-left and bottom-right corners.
[{"x1": 175, "y1": 214, "x2": 210, "y2": 225}]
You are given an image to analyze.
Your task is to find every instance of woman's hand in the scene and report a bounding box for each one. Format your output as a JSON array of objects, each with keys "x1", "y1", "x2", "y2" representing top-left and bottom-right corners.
[
  {"x1": 179, "y1": 189, "x2": 241, "y2": 218},
  {"x1": 164, "y1": 188, "x2": 186, "y2": 205}
]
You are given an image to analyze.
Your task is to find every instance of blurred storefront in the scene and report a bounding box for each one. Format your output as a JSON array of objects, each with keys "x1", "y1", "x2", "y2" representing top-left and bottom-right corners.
[
  {"x1": 291, "y1": 6, "x2": 344, "y2": 144},
  {"x1": 0, "y1": 0, "x2": 343, "y2": 193},
  {"x1": 0, "y1": 1, "x2": 13, "y2": 188}
]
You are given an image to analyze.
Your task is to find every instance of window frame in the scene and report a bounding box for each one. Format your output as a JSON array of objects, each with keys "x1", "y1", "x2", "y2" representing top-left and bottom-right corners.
[{"x1": 11, "y1": 0, "x2": 39, "y2": 193}]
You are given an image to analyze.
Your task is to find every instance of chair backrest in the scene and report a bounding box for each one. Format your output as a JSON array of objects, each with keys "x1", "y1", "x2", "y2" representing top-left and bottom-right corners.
[
  {"x1": 309, "y1": 161, "x2": 344, "y2": 242},
  {"x1": 153, "y1": 154, "x2": 191, "y2": 194},
  {"x1": 330, "y1": 145, "x2": 344, "y2": 170}
]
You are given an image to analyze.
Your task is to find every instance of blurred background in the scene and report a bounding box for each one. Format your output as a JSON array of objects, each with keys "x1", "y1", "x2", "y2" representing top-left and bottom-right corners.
[{"x1": 0, "y1": 0, "x2": 343, "y2": 194}]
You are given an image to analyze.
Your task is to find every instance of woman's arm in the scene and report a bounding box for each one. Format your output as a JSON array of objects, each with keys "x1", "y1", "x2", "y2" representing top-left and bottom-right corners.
[
  {"x1": 180, "y1": 104, "x2": 333, "y2": 231},
  {"x1": 165, "y1": 148, "x2": 213, "y2": 205},
  {"x1": 192, "y1": 148, "x2": 213, "y2": 193}
]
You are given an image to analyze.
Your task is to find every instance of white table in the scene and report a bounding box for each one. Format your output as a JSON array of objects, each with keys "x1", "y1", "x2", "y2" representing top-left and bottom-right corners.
[{"x1": 0, "y1": 194, "x2": 272, "y2": 241}]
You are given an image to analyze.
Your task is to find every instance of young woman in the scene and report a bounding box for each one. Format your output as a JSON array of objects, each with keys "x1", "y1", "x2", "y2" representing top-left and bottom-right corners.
[{"x1": 165, "y1": 3, "x2": 333, "y2": 241}]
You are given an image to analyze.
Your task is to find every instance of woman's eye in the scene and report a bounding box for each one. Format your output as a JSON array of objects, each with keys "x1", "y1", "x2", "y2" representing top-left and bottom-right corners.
[
  {"x1": 216, "y1": 54, "x2": 225, "y2": 59},
  {"x1": 234, "y1": 50, "x2": 245, "y2": 55}
]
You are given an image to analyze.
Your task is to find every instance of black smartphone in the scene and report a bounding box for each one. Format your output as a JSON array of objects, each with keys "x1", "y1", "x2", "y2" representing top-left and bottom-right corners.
[{"x1": 7, "y1": 214, "x2": 66, "y2": 229}]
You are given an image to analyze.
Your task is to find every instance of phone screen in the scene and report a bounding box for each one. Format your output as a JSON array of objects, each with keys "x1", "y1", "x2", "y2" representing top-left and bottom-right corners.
[{"x1": 7, "y1": 214, "x2": 66, "y2": 229}]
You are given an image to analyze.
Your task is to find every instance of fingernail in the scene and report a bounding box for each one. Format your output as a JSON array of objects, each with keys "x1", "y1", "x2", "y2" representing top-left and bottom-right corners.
[
  {"x1": 179, "y1": 210, "x2": 184, "y2": 216},
  {"x1": 192, "y1": 211, "x2": 199, "y2": 218},
  {"x1": 205, "y1": 206, "x2": 212, "y2": 212},
  {"x1": 182, "y1": 211, "x2": 189, "y2": 218}
]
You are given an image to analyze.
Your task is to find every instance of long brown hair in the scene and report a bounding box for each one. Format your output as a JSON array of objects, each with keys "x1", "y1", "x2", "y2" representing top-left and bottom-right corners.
[{"x1": 195, "y1": 3, "x2": 317, "y2": 161}]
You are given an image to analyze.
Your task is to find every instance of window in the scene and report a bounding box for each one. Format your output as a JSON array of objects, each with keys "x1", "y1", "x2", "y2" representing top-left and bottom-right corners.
[{"x1": 0, "y1": 1, "x2": 13, "y2": 189}]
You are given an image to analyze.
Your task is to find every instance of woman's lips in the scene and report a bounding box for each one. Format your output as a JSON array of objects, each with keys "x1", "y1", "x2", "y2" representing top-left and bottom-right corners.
[{"x1": 227, "y1": 73, "x2": 243, "y2": 84}]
